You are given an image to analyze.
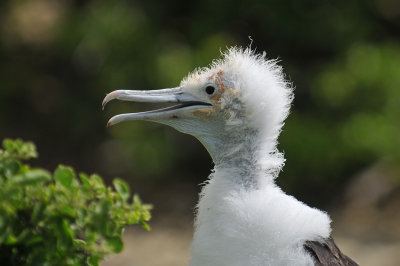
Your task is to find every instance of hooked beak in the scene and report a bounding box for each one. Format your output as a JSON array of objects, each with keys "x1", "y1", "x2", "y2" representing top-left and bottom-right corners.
[{"x1": 103, "y1": 87, "x2": 212, "y2": 126}]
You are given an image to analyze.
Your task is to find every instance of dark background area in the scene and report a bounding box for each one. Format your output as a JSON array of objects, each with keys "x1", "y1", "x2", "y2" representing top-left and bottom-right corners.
[{"x1": 1, "y1": 1, "x2": 400, "y2": 264}]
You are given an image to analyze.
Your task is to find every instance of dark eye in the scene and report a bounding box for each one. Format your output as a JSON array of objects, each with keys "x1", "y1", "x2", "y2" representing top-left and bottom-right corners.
[{"x1": 205, "y1": 86, "x2": 215, "y2": 95}]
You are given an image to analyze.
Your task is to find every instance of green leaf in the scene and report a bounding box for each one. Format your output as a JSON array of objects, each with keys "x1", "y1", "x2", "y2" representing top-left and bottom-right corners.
[
  {"x1": 141, "y1": 221, "x2": 151, "y2": 232},
  {"x1": 79, "y1": 173, "x2": 90, "y2": 188},
  {"x1": 3, "y1": 139, "x2": 18, "y2": 152},
  {"x1": 93, "y1": 199, "x2": 112, "y2": 235},
  {"x1": 73, "y1": 239, "x2": 86, "y2": 249},
  {"x1": 113, "y1": 179, "x2": 130, "y2": 201},
  {"x1": 4, "y1": 161, "x2": 21, "y2": 177},
  {"x1": 31, "y1": 202, "x2": 46, "y2": 224},
  {"x1": 2, "y1": 139, "x2": 37, "y2": 160},
  {"x1": 106, "y1": 236, "x2": 123, "y2": 253},
  {"x1": 89, "y1": 174, "x2": 106, "y2": 194},
  {"x1": 58, "y1": 205, "x2": 76, "y2": 217},
  {"x1": 54, "y1": 165, "x2": 75, "y2": 188},
  {"x1": 61, "y1": 219, "x2": 75, "y2": 240},
  {"x1": 87, "y1": 256, "x2": 100, "y2": 266},
  {"x1": 10, "y1": 169, "x2": 51, "y2": 185}
]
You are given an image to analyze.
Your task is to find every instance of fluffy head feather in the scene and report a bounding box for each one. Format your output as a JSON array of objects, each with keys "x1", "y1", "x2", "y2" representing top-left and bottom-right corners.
[{"x1": 179, "y1": 48, "x2": 294, "y2": 182}]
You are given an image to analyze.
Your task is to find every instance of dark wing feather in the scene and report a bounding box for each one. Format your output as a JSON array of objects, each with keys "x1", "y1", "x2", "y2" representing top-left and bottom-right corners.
[{"x1": 304, "y1": 237, "x2": 358, "y2": 266}]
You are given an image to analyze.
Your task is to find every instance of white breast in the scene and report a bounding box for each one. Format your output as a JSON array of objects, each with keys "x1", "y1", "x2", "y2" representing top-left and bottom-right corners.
[{"x1": 189, "y1": 171, "x2": 331, "y2": 266}]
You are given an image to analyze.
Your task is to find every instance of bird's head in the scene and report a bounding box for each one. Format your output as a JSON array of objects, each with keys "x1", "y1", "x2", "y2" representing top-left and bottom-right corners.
[{"x1": 103, "y1": 48, "x2": 293, "y2": 173}]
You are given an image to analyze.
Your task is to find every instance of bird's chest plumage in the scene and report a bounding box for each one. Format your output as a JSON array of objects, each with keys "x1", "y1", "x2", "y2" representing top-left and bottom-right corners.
[{"x1": 189, "y1": 173, "x2": 331, "y2": 266}]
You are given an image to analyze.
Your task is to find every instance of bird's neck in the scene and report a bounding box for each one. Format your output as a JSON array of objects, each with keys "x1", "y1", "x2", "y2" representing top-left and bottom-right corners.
[{"x1": 197, "y1": 127, "x2": 282, "y2": 188}]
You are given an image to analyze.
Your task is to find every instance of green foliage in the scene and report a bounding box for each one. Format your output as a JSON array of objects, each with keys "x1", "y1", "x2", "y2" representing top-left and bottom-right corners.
[{"x1": 0, "y1": 139, "x2": 151, "y2": 266}]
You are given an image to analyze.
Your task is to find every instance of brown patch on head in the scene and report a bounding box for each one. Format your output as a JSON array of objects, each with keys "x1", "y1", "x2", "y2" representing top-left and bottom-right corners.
[
  {"x1": 208, "y1": 70, "x2": 226, "y2": 101},
  {"x1": 210, "y1": 87, "x2": 224, "y2": 101},
  {"x1": 190, "y1": 108, "x2": 214, "y2": 121},
  {"x1": 210, "y1": 87, "x2": 238, "y2": 106},
  {"x1": 208, "y1": 70, "x2": 224, "y2": 83},
  {"x1": 215, "y1": 70, "x2": 224, "y2": 88}
]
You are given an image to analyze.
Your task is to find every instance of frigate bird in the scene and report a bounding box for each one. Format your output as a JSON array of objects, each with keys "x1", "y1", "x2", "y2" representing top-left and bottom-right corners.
[{"x1": 103, "y1": 48, "x2": 358, "y2": 266}]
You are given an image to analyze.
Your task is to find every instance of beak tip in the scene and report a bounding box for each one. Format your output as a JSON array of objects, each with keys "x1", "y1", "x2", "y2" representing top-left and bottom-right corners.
[
  {"x1": 102, "y1": 90, "x2": 119, "y2": 109},
  {"x1": 102, "y1": 97, "x2": 110, "y2": 110}
]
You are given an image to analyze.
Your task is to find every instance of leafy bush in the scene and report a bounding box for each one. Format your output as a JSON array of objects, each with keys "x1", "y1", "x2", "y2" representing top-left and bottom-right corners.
[{"x1": 0, "y1": 139, "x2": 151, "y2": 265}]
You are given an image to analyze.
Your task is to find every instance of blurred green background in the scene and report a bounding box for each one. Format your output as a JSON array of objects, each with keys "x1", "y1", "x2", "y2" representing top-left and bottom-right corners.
[
  {"x1": 1, "y1": 1, "x2": 400, "y2": 264},
  {"x1": 1, "y1": 0, "x2": 399, "y2": 201}
]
